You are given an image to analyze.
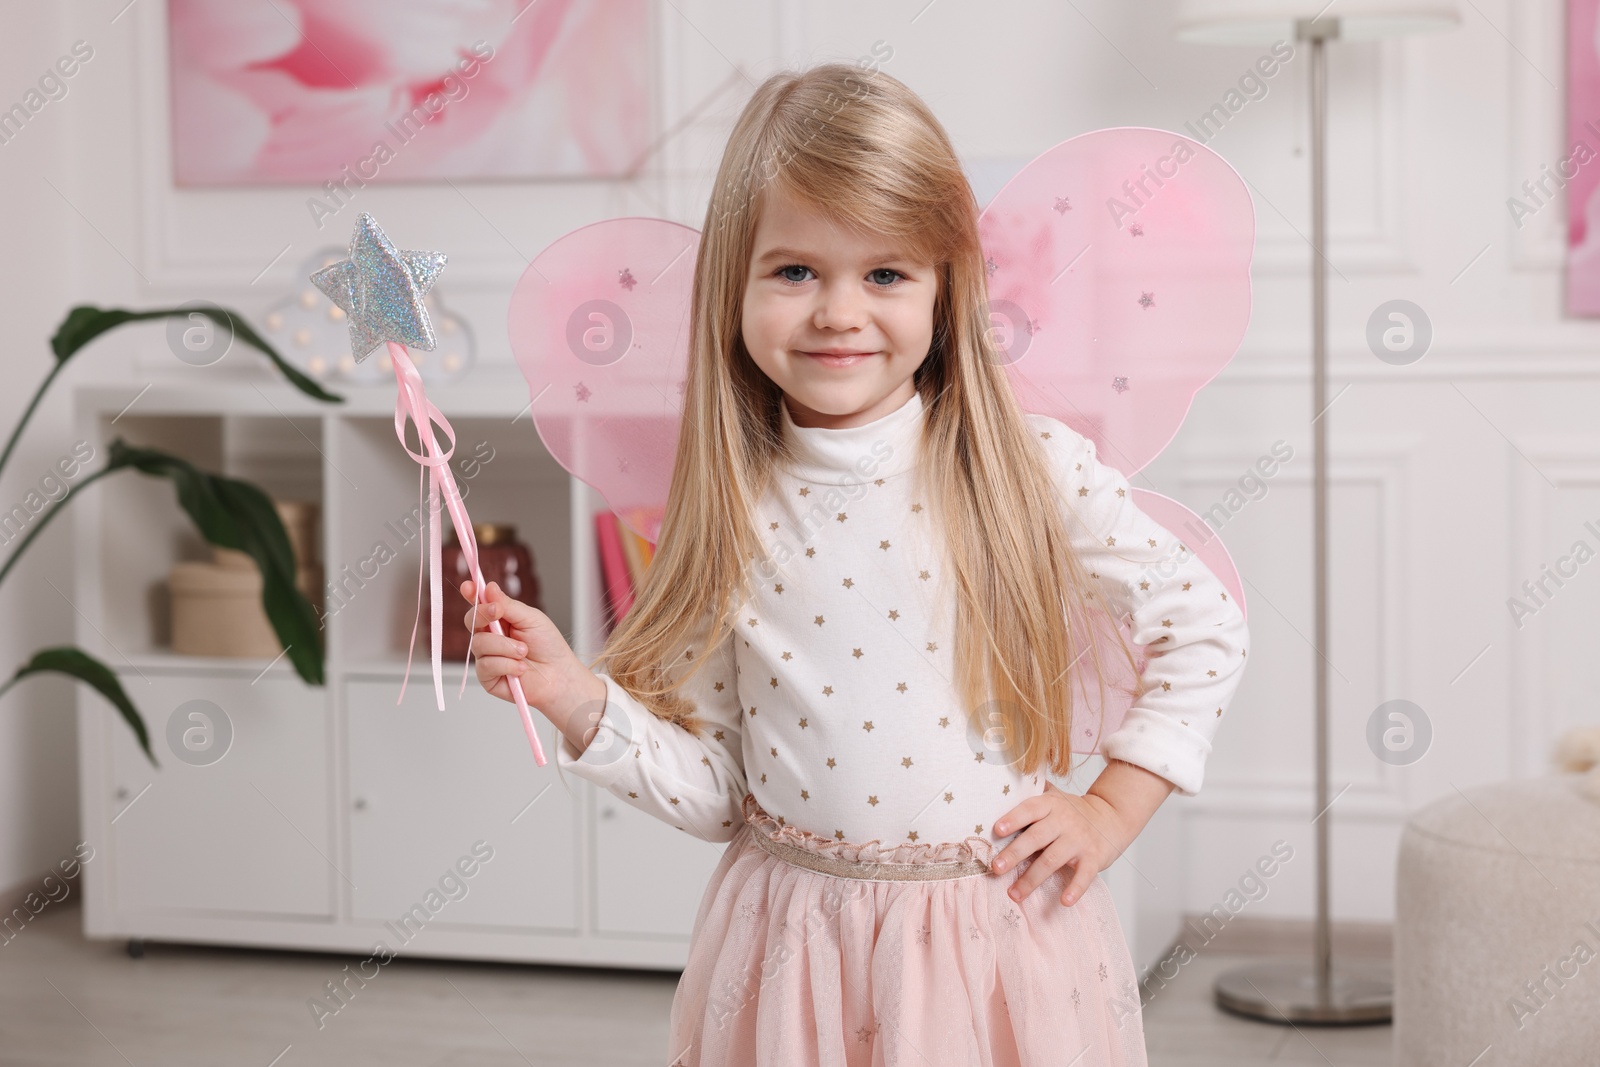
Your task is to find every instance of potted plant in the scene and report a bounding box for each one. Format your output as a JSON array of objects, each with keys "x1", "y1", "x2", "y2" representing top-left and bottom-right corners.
[{"x1": 0, "y1": 305, "x2": 343, "y2": 767}]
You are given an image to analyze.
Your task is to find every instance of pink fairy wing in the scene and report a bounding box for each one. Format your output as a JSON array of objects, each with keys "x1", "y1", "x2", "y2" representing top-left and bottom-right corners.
[
  {"x1": 978, "y1": 126, "x2": 1255, "y2": 480},
  {"x1": 507, "y1": 217, "x2": 700, "y2": 543},
  {"x1": 1068, "y1": 488, "x2": 1247, "y2": 755},
  {"x1": 1070, "y1": 607, "x2": 1149, "y2": 757},
  {"x1": 1134, "y1": 488, "x2": 1247, "y2": 621},
  {"x1": 980, "y1": 127, "x2": 1254, "y2": 756}
]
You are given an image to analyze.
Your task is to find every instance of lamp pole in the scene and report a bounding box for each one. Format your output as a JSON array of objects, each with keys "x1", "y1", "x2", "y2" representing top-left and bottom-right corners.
[
  {"x1": 1309, "y1": 12, "x2": 1335, "y2": 1008},
  {"x1": 1171, "y1": 0, "x2": 1463, "y2": 1028},
  {"x1": 1211, "y1": 15, "x2": 1392, "y2": 1025}
]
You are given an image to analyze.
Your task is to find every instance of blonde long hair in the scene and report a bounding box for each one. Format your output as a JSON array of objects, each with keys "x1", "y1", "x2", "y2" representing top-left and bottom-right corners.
[{"x1": 588, "y1": 62, "x2": 1143, "y2": 779}]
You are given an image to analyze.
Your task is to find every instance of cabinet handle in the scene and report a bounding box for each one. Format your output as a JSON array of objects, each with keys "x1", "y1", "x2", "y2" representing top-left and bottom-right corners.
[
  {"x1": 601, "y1": 806, "x2": 615, "y2": 819},
  {"x1": 353, "y1": 797, "x2": 367, "y2": 811}
]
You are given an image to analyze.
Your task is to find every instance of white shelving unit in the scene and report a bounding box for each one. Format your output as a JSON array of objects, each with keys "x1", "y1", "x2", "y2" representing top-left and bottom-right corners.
[
  {"x1": 70, "y1": 364, "x2": 1185, "y2": 977},
  {"x1": 71, "y1": 365, "x2": 727, "y2": 969}
]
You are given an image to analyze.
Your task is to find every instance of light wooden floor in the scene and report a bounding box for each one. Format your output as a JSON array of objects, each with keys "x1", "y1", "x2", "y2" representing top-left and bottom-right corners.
[{"x1": 0, "y1": 902, "x2": 1393, "y2": 1065}]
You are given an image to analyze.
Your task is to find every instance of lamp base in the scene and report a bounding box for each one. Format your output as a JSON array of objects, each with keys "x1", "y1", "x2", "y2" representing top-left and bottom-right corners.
[{"x1": 1213, "y1": 958, "x2": 1392, "y2": 1025}]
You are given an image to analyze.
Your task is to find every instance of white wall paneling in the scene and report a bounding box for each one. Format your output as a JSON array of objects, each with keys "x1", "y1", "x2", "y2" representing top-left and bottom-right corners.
[{"x1": 1507, "y1": 436, "x2": 1600, "y2": 780}]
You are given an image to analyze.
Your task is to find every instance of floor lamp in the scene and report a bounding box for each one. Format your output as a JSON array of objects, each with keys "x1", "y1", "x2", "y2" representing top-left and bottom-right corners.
[{"x1": 1170, "y1": 0, "x2": 1461, "y2": 1025}]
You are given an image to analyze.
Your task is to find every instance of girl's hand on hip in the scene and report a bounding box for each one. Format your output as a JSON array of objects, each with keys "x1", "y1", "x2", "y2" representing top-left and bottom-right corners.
[{"x1": 989, "y1": 781, "x2": 1133, "y2": 908}]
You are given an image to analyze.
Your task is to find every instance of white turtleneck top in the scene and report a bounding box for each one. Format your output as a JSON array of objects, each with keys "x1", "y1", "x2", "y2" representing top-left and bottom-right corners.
[{"x1": 554, "y1": 389, "x2": 1250, "y2": 849}]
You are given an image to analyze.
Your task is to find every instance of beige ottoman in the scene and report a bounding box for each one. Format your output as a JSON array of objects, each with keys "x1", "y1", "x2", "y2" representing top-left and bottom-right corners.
[{"x1": 1395, "y1": 774, "x2": 1600, "y2": 1065}]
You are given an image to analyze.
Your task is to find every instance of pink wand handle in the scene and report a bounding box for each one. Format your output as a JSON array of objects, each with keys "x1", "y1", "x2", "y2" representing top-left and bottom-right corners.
[{"x1": 387, "y1": 342, "x2": 547, "y2": 766}]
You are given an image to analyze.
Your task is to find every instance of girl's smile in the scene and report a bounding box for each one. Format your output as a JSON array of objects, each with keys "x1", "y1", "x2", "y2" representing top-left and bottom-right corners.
[{"x1": 800, "y1": 348, "x2": 878, "y2": 367}]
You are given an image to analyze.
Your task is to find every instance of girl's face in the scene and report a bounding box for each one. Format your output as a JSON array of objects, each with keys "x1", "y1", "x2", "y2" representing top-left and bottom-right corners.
[{"x1": 741, "y1": 185, "x2": 937, "y2": 430}]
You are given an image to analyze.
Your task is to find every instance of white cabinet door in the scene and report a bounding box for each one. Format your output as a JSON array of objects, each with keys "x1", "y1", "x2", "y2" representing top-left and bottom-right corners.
[
  {"x1": 346, "y1": 679, "x2": 579, "y2": 932},
  {"x1": 594, "y1": 794, "x2": 729, "y2": 938},
  {"x1": 106, "y1": 673, "x2": 334, "y2": 918}
]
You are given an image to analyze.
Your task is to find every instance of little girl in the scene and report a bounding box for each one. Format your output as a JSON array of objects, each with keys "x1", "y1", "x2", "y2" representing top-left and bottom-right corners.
[{"x1": 462, "y1": 62, "x2": 1248, "y2": 1067}]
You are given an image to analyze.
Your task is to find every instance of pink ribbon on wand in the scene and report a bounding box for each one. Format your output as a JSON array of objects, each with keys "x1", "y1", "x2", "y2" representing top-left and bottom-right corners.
[{"x1": 387, "y1": 340, "x2": 547, "y2": 766}]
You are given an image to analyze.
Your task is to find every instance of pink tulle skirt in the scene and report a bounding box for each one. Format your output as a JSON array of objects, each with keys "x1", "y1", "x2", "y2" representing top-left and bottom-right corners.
[{"x1": 667, "y1": 793, "x2": 1149, "y2": 1066}]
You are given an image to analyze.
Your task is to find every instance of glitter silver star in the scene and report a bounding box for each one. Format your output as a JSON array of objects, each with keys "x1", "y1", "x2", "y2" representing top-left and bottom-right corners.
[{"x1": 310, "y1": 213, "x2": 447, "y2": 362}]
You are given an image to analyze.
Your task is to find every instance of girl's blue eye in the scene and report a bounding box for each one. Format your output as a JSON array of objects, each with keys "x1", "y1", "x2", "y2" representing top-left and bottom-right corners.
[{"x1": 775, "y1": 264, "x2": 906, "y2": 288}]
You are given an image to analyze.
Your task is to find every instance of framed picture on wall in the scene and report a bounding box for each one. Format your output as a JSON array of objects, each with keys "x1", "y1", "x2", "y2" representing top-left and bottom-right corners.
[
  {"x1": 1567, "y1": 0, "x2": 1600, "y2": 314},
  {"x1": 166, "y1": 0, "x2": 652, "y2": 186}
]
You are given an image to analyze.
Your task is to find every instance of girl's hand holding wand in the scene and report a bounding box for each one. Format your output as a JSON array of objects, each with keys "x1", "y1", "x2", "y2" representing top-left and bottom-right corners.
[
  {"x1": 989, "y1": 760, "x2": 1177, "y2": 908},
  {"x1": 459, "y1": 579, "x2": 609, "y2": 755}
]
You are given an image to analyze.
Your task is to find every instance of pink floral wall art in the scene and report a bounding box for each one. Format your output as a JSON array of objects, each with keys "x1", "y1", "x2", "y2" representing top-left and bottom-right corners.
[
  {"x1": 1565, "y1": 0, "x2": 1600, "y2": 314},
  {"x1": 167, "y1": 0, "x2": 651, "y2": 187}
]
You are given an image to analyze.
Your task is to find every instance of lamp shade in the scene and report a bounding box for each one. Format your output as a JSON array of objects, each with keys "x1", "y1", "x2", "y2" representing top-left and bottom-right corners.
[{"x1": 1172, "y1": 0, "x2": 1460, "y2": 44}]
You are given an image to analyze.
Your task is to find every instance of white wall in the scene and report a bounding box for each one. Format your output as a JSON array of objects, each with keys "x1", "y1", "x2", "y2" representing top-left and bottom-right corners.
[
  {"x1": 0, "y1": 0, "x2": 1585, "y2": 926},
  {"x1": 0, "y1": 1, "x2": 86, "y2": 900}
]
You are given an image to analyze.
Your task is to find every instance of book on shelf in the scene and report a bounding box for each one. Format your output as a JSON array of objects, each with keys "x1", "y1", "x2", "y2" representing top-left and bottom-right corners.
[{"x1": 594, "y1": 506, "x2": 661, "y2": 636}]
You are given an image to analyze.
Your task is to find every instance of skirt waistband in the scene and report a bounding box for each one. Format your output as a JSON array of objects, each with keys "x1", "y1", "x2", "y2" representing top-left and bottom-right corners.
[
  {"x1": 747, "y1": 824, "x2": 992, "y2": 881},
  {"x1": 741, "y1": 793, "x2": 994, "y2": 883}
]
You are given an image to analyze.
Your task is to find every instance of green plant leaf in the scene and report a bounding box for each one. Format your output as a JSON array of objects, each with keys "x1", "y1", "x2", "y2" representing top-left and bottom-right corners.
[
  {"x1": 105, "y1": 438, "x2": 325, "y2": 686},
  {"x1": 0, "y1": 647, "x2": 156, "y2": 767},
  {"x1": 50, "y1": 305, "x2": 344, "y2": 404}
]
